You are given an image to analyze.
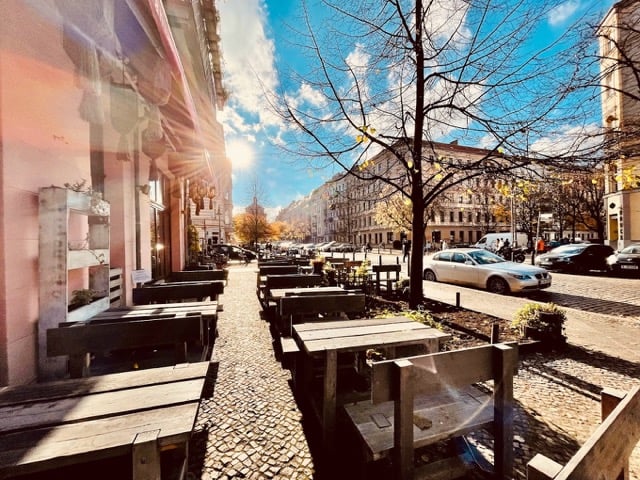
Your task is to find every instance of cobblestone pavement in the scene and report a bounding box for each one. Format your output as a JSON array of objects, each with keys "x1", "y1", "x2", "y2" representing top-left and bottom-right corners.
[{"x1": 188, "y1": 263, "x2": 640, "y2": 479}]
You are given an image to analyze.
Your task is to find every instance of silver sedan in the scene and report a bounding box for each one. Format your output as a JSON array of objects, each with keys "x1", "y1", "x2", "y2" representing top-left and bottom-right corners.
[{"x1": 423, "y1": 248, "x2": 552, "y2": 294}]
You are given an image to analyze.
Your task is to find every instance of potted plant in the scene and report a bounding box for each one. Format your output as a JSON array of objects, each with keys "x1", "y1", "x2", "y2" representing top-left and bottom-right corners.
[{"x1": 512, "y1": 302, "x2": 567, "y2": 347}]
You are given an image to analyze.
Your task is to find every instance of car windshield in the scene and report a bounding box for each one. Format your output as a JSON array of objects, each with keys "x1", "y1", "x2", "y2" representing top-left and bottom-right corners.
[
  {"x1": 467, "y1": 249, "x2": 506, "y2": 265},
  {"x1": 553, "y1": 245, "x2": 587, "y2": 254},
  {"x1": 621, "y1": 245, "x2": 640, "y2": 254}
]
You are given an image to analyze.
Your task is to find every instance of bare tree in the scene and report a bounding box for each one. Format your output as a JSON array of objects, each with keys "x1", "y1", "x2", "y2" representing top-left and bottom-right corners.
[{"x1": 274, "y1": 0, "x2": 605, "y2": 307}]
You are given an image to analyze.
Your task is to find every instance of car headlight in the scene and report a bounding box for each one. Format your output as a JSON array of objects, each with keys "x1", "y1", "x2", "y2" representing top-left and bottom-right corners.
[
  {"x1": 557, "y1": 256, "x2": 572, "y2": 262},
  {"x1": 508, "y1": 273, "x2": 531, "y2": 280}
]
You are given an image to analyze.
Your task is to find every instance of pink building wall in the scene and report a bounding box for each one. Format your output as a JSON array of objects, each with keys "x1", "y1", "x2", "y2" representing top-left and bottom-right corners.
[{"x1": 0, "y1": 1, "x2": 162, "y2": 385}]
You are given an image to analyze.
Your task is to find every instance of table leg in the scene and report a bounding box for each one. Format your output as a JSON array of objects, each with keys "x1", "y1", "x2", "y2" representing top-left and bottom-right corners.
[
  {"x1": 322, "y1": 349, "x2": 337, "y2": 461},
  {"x1": 132, "y1": 429, "x2": 161, "y2": 479}
]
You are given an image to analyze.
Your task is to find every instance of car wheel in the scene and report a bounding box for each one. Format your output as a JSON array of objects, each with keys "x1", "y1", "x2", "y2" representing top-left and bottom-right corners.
[
  {"x1": 487, "y1": 276, "x2": 509, "y2": 294},
  {"x1": 423, "y1": 269, "x2": 437, "y2": 282}
]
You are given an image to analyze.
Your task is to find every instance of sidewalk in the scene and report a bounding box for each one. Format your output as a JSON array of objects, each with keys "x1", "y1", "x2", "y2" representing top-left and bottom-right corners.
[
  {"x1": 424, "y1": 281, "x2": 640, "y2": 364},
  {"x1": 188, "y1": 264, "x2": 639, "y2": 479}
]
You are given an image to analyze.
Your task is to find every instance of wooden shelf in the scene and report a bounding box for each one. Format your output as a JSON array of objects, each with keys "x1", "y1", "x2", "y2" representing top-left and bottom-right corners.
[{"x1": 38, "y1": 186, "x2": 111, "y2": 380}]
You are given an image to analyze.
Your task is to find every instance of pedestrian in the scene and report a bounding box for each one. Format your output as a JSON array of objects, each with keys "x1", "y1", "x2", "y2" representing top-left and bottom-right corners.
[
  {"x1": 441, "y1": 239, "x2": 447, "y2": 250},
  {"x1": 536, "y1": 237, "x2": 545, "y2": 254},
  {"x1": 403, "y1": 239, "x2": 411, "y2": 262}
]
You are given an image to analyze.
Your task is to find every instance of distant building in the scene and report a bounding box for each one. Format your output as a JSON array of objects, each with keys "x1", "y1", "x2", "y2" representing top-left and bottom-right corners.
[{"x1": 598, "y1": 0, "x2": 640, "y2": 248}]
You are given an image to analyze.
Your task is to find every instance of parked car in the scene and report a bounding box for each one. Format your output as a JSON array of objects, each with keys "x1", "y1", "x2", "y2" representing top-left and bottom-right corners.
[
  {"x1": 535, "y1": 243, "x2": 614, "y2": 274},
  {"x1": 422, "y1": 248, "x2": 552, "y2": 294},
  {"x1": 209, "y1": 244, "x2": 256, "y2": 262},
  {"x1": 607, "y1": 243, "x2": 640, "y2": 277}
]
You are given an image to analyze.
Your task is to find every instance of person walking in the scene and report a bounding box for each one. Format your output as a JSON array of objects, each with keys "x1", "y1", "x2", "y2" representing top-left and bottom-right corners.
[
  {"x1": 532, "y1": 236, "x2": 545, "y2": 265},
  {"x1": 403, "y1": 239, "x2": 411, "y2": 263}
]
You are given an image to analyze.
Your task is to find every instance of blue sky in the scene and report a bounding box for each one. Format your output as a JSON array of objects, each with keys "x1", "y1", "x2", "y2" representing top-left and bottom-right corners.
[{"x1": 217, "y1": 0, "x2": 615, "y2": 220}]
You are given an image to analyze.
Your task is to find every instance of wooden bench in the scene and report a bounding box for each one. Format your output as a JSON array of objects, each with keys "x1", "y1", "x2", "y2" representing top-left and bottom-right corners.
[
  {"x1": 372, "y1": 263, "x2": 402, "y2": 296},
  {"x1": 94, "y1": 302, "x2": 219, "y2": 354},
  {"x1": 260, "y1": 274, "x2": 324, "y2": 311},
  {"x1": 526, "y1": 385, "x2": 640, "y2": 480},
  {"x1": 256, "y1": 265, "x2": 300, "y2": 297},
  {"x1": 343, "y1": 343, "x2": 518, "y2": 480},
  {"x1": 278, "y1": 292, "x2": 366, "y2": 337},
  {"x1": 0, "y1": 362, "x2": 214, "y2": 479},
  {"x1": 132, "y1": 280, "x2": 225, "y2": 304},
  {"x1": 168, "y1": 269, "x2": 227, "y2": 283},
  {"x1": 47, "y1": 315, "x2": 205, "y2": 378}
]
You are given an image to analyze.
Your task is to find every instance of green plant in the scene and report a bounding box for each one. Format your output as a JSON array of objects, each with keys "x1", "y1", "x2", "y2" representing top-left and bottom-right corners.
[
  {"x1": 511, "y1": 302, "x2": 566, "y2": 335},
  {"x1": 404, "y1": 309, "x2": 442, "y2": 330},
  {"x1": 354, "y1": 259, "x2": 370, "y2": 279},
  {"x1": 71, "y1": 289, "x2": 96, "y2": 306}
]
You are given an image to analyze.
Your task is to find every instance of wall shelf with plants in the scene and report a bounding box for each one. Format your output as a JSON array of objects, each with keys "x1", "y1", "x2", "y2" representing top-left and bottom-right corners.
[{"x1": 38, "y1": 185, "x2": 111, "y2": 380}]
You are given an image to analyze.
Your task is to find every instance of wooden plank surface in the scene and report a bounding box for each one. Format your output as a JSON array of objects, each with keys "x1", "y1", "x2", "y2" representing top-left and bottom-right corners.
[
  {"x1": 293, "y1": 316, "x2": 412, "y2": 332},
  {"x1": 279, "y1": 293, "x2": 365, "y2": 317},
  {"x1": 109, "y1": 301, "x2": 217, "y2": 310},
  {"x1": 556, "y1": 385, "x2": 640, "y2": 479},
  {"x1": 47, "y1": 315, "x2": 204, "y2": 356},
  {"x1": 294, "y1": 318, "x2": 427, "y2": 342},
  {"x1": 269, "y1": 286, "x2": 346, "y2": 299},
  {"x1": 301, "y1": 329, "x2": 449, "y2": 354},
  {"x1": 343, "y1": 386, "x2": 493, "y2": 460},
  {"x1": 0, "y1": 363, "x2": 212, "y2": 407},
  {"x1": 0, "y1": 403, "x2": 199, "y2": 477},
  {"x1": 0, "y1": 379, "x2": 205, "y2": 434}
]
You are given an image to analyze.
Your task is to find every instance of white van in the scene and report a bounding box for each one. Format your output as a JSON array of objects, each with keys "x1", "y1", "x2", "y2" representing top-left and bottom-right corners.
[{"x1": 474, "y1": 232, "x2": 528, "y2": 251}]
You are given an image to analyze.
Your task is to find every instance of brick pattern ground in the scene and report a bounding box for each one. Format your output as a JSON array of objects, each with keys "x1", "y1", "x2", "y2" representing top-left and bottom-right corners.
[
  {"x1": 188, "y1": 264, "x2": 639, "y2": 479},
  {"x1": 188, "y1": 266, "x2": 315, "y2": 479}
]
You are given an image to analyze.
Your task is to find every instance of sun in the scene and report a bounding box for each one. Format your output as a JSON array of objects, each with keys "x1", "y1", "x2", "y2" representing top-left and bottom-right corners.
[{"x1": 226, "y1": 139, "x2": 255, "y2": 170}]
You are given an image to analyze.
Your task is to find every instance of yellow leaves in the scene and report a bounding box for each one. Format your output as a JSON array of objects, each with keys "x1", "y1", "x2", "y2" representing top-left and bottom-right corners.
[
  {"x1": 407, "y1": 160, "x2": 414, "y2": 169},
  {"x1": 357, "y1": 159, "x2": 375, "y2": 171},
  {"x1": 435, "y1": 173, "x2": 443, "y2": 180},
  {"x1": 591, "y1": 178, "x2": 598, "y2": 184},
  {"x1": 356, "y1": 125, "x2": 376, "y2": 144}
]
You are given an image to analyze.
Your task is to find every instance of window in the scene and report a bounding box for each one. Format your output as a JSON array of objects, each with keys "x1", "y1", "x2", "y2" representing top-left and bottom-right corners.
[{"x1": 458, "y1": 211, "x2": 463, "y2": 222}]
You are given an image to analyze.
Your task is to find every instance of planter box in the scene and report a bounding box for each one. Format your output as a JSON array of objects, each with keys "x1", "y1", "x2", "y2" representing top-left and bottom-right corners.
[{"x1": 67, "y1": 296, "x2": 110, "y2": 323}]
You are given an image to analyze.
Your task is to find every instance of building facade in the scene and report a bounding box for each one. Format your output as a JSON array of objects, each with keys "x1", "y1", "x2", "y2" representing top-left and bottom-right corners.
[
  {"x1": 0, "y1": 0, "x2": 229, "y2": 385},
  {"x1": 277, "y1": 141, "x2": 599, "y2": 251},
  {"x1": 599, "y1": 0, "x2": 640, "y2": 249}
]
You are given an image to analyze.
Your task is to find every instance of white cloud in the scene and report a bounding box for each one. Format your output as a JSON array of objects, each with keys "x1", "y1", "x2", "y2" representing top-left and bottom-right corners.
[
  {"x1": 217, "y1": 0, "x2": 282, "y2": 128},
  {"x1": 530, "y1": 123, "x2": 602, "y2": 157},
  {"x1": 548, "y1": 1, "x2": 580, "y2": 27}
]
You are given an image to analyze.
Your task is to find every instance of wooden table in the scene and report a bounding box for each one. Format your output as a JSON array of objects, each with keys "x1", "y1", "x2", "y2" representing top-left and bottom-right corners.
[
  {"x1": 0, "y1": 362, "x2": 214, "y2": 479},
  {"x1": 269, "y1": 286, "x2": 347, "y2": 301},
  {"x1": 292, "y1": 316, "x2": 451, "y2": 458}
]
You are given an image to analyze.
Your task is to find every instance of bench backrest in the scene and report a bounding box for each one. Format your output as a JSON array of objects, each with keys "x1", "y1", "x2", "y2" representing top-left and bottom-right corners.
[
  {"x1": 259, "y1": 265, "x2": 299, "y2": 276},
  {"x1": 527, "y1": 385, "x2": 640, "y2": 480},
  {"x1": 169, "y1": 270, "x2": 226, "y2": 282},
  {"x1": 371, "y1": 343, "x2": 518, "y2": 480},
  {"x1": 132, "y1": 281, "x2": 224, "y2": 304},
  {"x1": 47, "y1": 315, "x2": 204, "y2": 357},
  {"x1": 279, "y1": 292, "x2": 366, "y2": 317},
  {"x1": 371, "y1": 263, "x2": 402, "y2": 274},
  {"x1": 265, "y1": 274, "x2": 323, "y2": 290},
  {"x1": 279, "y1": 293, "x2": 366, "y2": 336}
]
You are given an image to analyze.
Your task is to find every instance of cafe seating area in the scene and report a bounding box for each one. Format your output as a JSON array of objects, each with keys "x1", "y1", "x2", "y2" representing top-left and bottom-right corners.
[{"x1": 1, "y1": 266, "x2": 226, "y2": 480}]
